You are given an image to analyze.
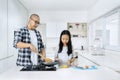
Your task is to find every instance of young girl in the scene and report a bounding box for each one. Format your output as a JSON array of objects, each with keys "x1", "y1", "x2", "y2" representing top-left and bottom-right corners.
[{"x1": 55, "y1": 30, "x2": 75, "y2": 67}]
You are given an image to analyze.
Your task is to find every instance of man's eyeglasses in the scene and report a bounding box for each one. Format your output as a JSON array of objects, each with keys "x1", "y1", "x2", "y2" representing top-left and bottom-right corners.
[{"x1": 30, "y1": 18, "x2": 40, "y2": 24}]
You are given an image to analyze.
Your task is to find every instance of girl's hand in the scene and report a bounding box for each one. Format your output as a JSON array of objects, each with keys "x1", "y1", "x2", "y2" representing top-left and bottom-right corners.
[
  {"x1": 55, "y1": 58, "x2": 59, "y2": 62},
  {"x1": 66, "y1": 61, "x2": 71, "y2": 67}
]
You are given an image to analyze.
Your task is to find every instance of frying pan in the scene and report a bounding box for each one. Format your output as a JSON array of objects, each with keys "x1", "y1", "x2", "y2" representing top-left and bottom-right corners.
[{"x1": 36, "y1": 52, "x2": 58, "y2": 66}]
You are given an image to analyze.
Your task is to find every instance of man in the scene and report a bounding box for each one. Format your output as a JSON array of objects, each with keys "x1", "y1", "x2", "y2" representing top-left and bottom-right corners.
[{"x1": 13, "y1": 14, "x2": 46, "y2": 66}]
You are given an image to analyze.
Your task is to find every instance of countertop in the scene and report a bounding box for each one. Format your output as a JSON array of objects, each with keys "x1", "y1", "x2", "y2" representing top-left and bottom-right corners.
[
  {"x1": 0, "y1": 50, "x2": 120, "y2": 80},
  {"x1": 0, "y1": 66, "x2": 120, "y2": 80}
]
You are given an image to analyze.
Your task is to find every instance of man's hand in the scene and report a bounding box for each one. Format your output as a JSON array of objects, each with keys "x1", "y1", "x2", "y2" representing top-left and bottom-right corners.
[
  {"x1": 38, "y1": 53, "x2": 46, "y2": 60},
  {"x1": 29, "y1": 44, "x2": 37, "y2": 53}
]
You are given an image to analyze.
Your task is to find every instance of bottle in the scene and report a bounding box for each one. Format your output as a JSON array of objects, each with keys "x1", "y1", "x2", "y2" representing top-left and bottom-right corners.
[
  {"x1": 74, "y1": 52, "x2": 78, "y2": 66},
  {"x1": 81, "y1": 45, "x2": 84, "y2": 50}
]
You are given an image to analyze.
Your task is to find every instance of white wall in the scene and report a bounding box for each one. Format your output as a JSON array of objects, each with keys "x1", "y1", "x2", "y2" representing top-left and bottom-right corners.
[
  {"x1": 29, "y1": 11, "x2": 88, "y2": 38},
  {"x1": 28, "y1": 10, "x2": 88, "y2": 57},
  {"x1": 0, "y1": 0, "x2": 28, "y2": 73},
  {"x1": 29, "y1": 11, "x2": 87, "y2": 23},
  {"x1": 8, "y1": 0, "x2": 28, "y2": 56},
  {"x1": 0, "y1": 0, "x2": 8, "y2": 59}
]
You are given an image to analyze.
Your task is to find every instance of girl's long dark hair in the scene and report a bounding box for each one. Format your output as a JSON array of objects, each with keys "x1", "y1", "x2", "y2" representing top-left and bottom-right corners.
[{"x1": 58, "y1": 30, "x2": 72, "y2": 56}]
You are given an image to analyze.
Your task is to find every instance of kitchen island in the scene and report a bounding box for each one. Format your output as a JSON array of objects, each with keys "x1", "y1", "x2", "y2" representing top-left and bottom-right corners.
[
  {"x1": 0, "y1": 50, "x2": 120, "y2": 80},
  {"x1": 0, "y1": 65, "x2": 120, "y2": 80}
]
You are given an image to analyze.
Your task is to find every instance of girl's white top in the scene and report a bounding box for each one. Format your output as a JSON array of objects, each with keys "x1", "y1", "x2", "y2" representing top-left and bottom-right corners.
[{"x1": 55, "y1": 46, "x2": 73, "y2": 65}]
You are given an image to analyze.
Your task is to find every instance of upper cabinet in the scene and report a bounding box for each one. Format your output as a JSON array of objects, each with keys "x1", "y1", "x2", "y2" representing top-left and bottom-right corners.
[{"x1": 46, "y1": 22, "x2": 67, "y2": 38}]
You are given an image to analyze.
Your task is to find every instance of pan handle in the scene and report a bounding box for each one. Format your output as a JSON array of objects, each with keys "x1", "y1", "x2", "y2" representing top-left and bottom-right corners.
[{"x1": 36, "y1": 52, "x2": 45, "y2": 61}]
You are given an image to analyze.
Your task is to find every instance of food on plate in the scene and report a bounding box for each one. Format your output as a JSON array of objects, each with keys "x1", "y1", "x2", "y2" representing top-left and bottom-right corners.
[{"x1": 60, "y1": 65, "x2": 69, "y2": 68}]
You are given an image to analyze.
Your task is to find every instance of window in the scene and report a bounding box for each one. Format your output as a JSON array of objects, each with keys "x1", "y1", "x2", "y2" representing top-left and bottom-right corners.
[
  {"x1": 89, "y1": 18, "x2": 104, "y2": 48},
  {"x1": 89, "y1": 7, "x2": 120, "y2": 51},
  {"x1": 105, "y1": 12, "x2": 120, "y2": 49},
  {"x1": 106, "y1": 12, "x2": 120, "y2": 46}
]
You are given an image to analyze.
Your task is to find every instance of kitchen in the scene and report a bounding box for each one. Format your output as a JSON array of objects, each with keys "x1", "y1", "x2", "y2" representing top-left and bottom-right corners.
[{"x1": 0, "y1": 0, "x2": 120, "y2": 80}]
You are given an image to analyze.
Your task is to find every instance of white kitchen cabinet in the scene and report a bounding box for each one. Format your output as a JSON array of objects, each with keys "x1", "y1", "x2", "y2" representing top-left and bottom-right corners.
[
  {"x1": 46, "y1": 22, "x2": 67, "y2": 56},
  {"x1": 82, "y1": 50, "x2": 120, "y2": 72},
  {"x1": 46, "y1": 23, "x2": 57, "y2": 37},
  {"x1": 0, "y1": 0, "x2": 8, "y2": 59},
  {"x1": 103, "y1": 50, "x2": 120, "y2": 71},
  {"x1": 56, "y1": 23, "x2": 67, "y2": 37},
  {"x1": 46, "y1": 22, "x2": 67, "y2": 38}
]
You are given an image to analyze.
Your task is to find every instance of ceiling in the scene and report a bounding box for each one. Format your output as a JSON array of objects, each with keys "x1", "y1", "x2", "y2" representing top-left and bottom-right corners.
[{"x1": 19, "y1": 0, "x2": 99, "y2": 11}]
